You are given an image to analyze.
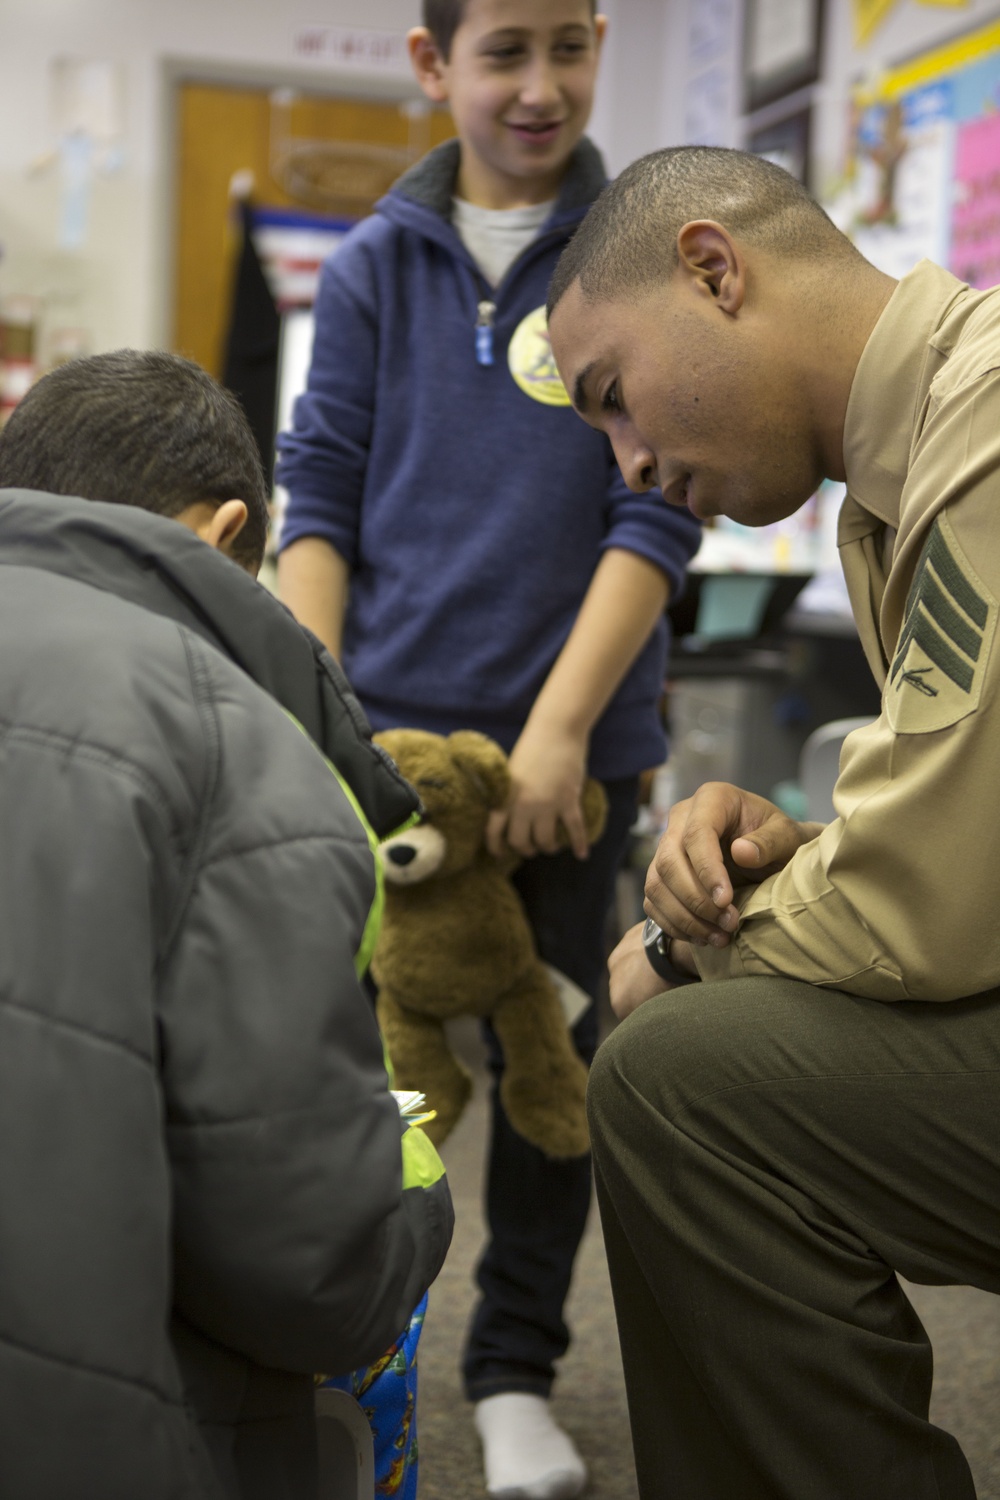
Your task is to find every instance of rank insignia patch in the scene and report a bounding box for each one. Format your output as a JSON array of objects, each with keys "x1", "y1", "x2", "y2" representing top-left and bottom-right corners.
[{"x1": 887, "y1": 511, "x2": 997, "y2": 734}]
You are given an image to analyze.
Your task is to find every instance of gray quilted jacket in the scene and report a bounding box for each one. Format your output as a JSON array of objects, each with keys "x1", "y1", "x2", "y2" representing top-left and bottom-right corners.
[{"x1": 0, "y1": 489, "x2": 453, "y2": 1500}]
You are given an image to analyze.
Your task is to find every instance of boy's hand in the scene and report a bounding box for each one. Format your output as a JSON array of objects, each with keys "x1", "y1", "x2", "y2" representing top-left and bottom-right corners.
[
  {"x1": 644, "y1": 781, "x2": 825, "y2": 947},
  {"x1": 486, "y1": 723, "x2": 590, "y2": 860}
]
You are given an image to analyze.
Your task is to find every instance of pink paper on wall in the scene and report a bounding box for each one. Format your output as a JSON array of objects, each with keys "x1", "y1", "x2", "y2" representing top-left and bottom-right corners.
[{"x1": 950, "y1": 112, "x2": 1000, "y2": 290}]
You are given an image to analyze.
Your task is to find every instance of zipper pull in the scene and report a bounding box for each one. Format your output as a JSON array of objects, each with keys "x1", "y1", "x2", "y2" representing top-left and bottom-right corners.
[{"x1": 475, "y1": 300, "x2": 496, "y2": 366}]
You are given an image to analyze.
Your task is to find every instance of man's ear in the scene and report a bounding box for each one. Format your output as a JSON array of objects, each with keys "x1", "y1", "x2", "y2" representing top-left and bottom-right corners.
[
  {"x1": 675, "y1": 221, "x2": 745, "y2": 315},
  {"x1": 408, "y1": 26, "x2": 449, "y2": 103}
]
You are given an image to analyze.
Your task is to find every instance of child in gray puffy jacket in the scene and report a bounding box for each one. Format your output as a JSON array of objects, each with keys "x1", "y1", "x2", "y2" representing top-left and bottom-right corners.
[{"x1": 0, "y1": 349, "x2": 453, "y2": 1500}]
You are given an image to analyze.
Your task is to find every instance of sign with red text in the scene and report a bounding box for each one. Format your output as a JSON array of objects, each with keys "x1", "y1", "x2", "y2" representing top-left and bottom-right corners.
[{"x1": 292, "y1": 26, "x2": 409, "y2": 73}]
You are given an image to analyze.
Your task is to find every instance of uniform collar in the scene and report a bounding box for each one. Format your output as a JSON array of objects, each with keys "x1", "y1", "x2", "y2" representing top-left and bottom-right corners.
[{"x1": 842, "y1": 260, "x2": 970, "y2": 530}]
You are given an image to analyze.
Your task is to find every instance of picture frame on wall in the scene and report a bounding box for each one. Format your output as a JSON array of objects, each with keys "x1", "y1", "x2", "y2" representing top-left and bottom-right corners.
[
  {"x1": 747, "y1": 104, "x2": 812, "y2": 188},
  {"x1": 743, "y1": 0, "x2": 824, "y2": 112}
]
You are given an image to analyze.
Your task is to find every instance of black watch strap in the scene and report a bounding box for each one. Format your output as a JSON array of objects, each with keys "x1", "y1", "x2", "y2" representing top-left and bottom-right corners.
[{"x1": 641, "y1": 918, "x2": 699, "y2": 986}]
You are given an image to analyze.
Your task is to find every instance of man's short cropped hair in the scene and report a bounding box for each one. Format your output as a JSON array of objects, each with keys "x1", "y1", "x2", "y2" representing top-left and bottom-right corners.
[
  {"x1": 423, "y1": 0, "x2": 597, "y2": 59},
  {"x1": 0, "y1": 349, "x2": 270, "y2": 571},
  {"x1": 548, "y1": 145, "x2": 859, "y2": 316}
]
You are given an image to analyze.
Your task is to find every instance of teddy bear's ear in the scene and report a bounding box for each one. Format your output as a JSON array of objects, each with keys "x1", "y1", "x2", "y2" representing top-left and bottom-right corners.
[{"x1": 447, "y1": 731, "x2": 511, "y2": 810}]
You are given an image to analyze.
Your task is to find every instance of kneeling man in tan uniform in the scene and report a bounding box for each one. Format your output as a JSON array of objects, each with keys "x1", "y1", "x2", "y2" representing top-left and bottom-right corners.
[{"x1": 547, "y1": 145, "x2": 1000, "y2": 1500}]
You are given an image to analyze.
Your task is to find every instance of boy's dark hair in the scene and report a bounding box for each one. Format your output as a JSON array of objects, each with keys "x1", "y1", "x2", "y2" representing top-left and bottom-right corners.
[
  {"x1": 424, "y1": 0, "x2": 598, "y2": 59},
  {"x1": 0, "y1": 349, "x2": 270, "y2": 570},
  {"x1": 548, "y1": 145, "x2": 860, "y2": 317}
]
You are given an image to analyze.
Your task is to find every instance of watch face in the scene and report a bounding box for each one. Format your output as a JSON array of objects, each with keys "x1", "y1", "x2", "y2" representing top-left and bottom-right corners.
[{"x1": 642, "y1": 916, "x2": 660, "y2": 946}]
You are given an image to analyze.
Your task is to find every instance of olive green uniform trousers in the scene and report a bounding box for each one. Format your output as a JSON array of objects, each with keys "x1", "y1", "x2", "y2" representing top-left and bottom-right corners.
[{"x1": 588, "y1": 977, "x2": 1000, "y2": 1500}]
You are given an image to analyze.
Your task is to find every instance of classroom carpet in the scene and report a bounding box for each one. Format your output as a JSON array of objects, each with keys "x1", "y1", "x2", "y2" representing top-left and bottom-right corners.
[{"x1": 415, "y1": 1012, "x2": 1000, "y2": 1500}]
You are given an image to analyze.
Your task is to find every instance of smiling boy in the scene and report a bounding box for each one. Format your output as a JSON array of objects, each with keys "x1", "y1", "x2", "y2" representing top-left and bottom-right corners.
[{"x1": 276, "y1": 3, "x2": 701, "y2": 1497}]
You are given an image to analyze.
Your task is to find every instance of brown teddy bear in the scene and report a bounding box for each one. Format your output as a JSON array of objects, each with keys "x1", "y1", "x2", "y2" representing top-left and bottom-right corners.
[{"x1": 372, "y1": 728, "x2": 608, "y2": 1159}]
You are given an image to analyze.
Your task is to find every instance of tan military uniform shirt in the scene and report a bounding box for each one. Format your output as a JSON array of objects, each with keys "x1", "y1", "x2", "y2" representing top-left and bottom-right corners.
[{"x1": 695, "y1": 260, "x2": 1000, "y2": 1001}]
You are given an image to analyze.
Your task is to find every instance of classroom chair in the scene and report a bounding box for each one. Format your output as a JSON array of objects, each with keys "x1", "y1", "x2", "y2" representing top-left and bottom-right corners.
[{"x1": 316, "y1": 1387, "x2": 375, "y2": 1500}]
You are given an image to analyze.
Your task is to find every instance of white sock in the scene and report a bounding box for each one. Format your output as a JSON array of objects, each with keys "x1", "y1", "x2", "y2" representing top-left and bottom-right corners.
[{"x1": 474, "y1": 1393, "x2": 587, "y2": 1500}]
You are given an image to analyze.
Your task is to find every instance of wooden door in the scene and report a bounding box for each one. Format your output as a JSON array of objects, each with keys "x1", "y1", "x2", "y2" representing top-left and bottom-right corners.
[{"x1": 173, "y1": 82, "x2": 454, "y2": 376}]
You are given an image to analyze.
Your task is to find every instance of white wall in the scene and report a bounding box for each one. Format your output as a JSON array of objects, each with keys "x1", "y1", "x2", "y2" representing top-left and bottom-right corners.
[
  {"x1": 590, "y1": 0, "x2": 693, "y2": 174},
  {"x1": 4, "y1": 0, "x2": 999, "y2": 359},
  {"x1": 0, "y1": 0, "x2": 704, "y2": 359},
  {"x1": 0, "y1": 0, "x2": 429, "y2": 356}
]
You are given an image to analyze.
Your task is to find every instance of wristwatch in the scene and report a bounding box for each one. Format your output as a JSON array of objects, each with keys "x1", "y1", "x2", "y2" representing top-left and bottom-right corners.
[{"x1": 641, "y1": 917, "x2": 698, "y2": 987}]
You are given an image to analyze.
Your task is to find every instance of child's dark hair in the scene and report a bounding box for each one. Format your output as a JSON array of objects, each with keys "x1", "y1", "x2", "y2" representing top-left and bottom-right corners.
[
  {"x1": 0, "y1": 349, "x2": 270, "y2": 571},
  {"x1": 424, "y1": 0, "x2": 598, "y2": 59}
]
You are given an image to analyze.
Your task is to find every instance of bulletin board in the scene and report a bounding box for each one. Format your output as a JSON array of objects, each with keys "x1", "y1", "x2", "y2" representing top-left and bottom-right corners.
[{"x1": 828, "y1": 17, "x2": 1000, "y2": 286}]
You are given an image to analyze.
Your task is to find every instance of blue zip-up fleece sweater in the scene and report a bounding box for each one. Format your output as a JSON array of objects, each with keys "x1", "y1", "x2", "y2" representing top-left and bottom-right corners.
[{"x1": 277, "y1": 138, "x2": 702, "y2": 780}]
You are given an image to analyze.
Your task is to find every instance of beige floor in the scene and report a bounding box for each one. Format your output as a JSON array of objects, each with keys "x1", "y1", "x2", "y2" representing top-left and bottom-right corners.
[{"x1": 415, "y1": 1017, "x2": 1000, "y2": 1499}]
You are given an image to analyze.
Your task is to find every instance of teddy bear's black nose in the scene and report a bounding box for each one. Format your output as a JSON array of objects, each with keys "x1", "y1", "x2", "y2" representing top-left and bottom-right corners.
[{"x1": 387, "y1": 845, "x2": 417, "y2": 866}]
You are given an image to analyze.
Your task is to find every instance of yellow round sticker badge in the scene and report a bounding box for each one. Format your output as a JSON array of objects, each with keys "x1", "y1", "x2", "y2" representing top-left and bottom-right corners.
[{"x1": 507, "y1": 306, "x2": 572, "y2": 407}]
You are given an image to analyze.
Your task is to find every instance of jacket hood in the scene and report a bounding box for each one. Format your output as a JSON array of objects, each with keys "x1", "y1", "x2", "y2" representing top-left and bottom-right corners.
[
  {"x1": 379, "y1": 136, "x2": 608, "y2": 247},
  {"x1": 0, "y1": 488, "x2": 420, "y2": 838}
]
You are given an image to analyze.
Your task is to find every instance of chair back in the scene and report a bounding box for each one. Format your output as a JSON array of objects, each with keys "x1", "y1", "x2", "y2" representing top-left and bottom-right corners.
[
  {"x1": 316, "y1": 1387, "x2": 375, "y2": 1500},
  {"x1": 799, "y1": 717, "x2": 875, "y2": 823}
]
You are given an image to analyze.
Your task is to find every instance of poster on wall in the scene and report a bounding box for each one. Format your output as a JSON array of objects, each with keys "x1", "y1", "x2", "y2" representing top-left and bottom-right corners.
[
  {"x1": 853, "y1": 0, "x2": 901, "y2": 48},
  {"x1": 828, "y1": 17, "x2": 1000, "y2": 286},
  {"x1": 684, "y1": 0, "x2": 741, "y2": 145}
]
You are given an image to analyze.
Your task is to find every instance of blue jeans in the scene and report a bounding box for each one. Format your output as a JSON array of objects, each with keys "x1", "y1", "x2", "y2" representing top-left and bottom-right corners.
[{"x1": 463, "y1": 776, "x2": 640, "y2": 1401}]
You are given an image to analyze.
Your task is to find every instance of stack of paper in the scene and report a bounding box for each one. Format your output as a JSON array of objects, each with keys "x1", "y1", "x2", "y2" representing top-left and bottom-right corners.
[{"x1": 391, "y1": 1090, "x2": 437, "y2": 1127}]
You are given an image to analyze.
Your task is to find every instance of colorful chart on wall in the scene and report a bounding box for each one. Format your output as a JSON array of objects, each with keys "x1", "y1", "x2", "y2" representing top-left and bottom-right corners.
[{"x1": 828, "y1": 17, "x2": 1000, "y2": 286}]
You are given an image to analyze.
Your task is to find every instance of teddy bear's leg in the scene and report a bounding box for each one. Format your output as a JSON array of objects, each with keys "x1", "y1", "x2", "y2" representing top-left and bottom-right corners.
[
  {"x1": 491, "y1": 967, "x2": 590, "y2": 1159},
  {"x1": 376, "y1": 987, "x2": 472, "y2": 1149}
]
